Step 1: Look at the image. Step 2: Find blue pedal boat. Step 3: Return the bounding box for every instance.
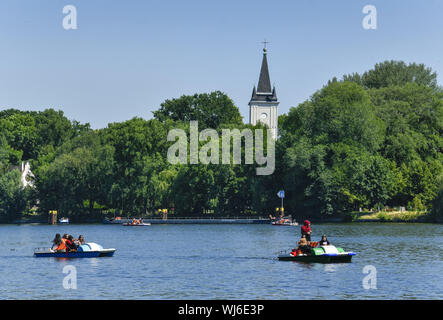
[34,242,116,258]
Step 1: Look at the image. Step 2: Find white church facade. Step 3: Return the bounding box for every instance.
[20,161,34,188]
[249,46,279,139]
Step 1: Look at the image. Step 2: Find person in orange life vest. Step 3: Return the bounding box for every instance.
[62,234,70,250]
[52,234,67,251]
[301,220,312,242]
[52,233,64,251]
[63,234,77,252]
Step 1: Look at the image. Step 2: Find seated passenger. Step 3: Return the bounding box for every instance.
[319,235,331,246]
[64,235,77,252]
[297,237,311,255]
[53,234,67,252]
[300,234,311,246]
[74,235,86,246]
[52,233,62,251]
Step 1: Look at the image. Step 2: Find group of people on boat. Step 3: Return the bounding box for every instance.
[129,218,143,225]
[51,233,85,252]
[292,220,331,256]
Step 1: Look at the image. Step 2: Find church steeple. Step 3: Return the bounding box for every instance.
[250,45,278,103]
[257,48,272,93]
[248,42,279,140]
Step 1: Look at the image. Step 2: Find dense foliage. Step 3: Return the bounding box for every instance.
[0,61,442,221]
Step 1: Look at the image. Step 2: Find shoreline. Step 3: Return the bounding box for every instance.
[2,214,441,225]
[343,210,437,223]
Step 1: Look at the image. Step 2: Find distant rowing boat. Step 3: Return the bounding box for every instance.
[271,217,298,226]
[123,222,151,226]
[122,218,150,226]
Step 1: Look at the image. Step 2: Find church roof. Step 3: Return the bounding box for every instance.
[257,50,272,93]
[250,48,278,103]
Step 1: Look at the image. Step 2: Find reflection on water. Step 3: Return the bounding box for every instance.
[324,264,339,273]
[0,223,441,299]
[89,258,99,268]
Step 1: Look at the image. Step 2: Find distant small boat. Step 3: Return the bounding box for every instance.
[123,222,151,226]
[271,217,298,226]
[123,219,150,226]
[59,217,69,224]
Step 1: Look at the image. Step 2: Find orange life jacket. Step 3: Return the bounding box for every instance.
[57,238,67,251]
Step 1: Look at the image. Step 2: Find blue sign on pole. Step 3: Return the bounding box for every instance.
[277,190,285,198]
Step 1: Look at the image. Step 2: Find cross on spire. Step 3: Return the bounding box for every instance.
[262,39,269,53]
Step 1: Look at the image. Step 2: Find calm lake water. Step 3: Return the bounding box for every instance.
[0,223,441,300]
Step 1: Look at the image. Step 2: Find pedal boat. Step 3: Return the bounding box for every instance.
[271,218,298,226]
[278,245,356,263]
[122,222,151,226]
[59,217,70,224]
[34,242,116,258]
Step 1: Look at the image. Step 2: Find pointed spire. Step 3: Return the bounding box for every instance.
[251,86,257,99]
[257,48,272,93]
[272,86,277,100]
[249,43,278,104]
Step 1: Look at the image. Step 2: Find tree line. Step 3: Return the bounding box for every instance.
[0,61,442,222]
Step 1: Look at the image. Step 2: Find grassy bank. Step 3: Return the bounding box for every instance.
[345,210,432,222]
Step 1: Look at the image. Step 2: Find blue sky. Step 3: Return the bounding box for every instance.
[1,0,442,128]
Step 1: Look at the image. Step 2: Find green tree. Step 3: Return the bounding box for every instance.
[36,144,114,217]
[0,170,30,221]
[0,113,38,160]
[287,81,384,152]
[343,60,438,90]
[431,174,443,220]
[153,91,243,129]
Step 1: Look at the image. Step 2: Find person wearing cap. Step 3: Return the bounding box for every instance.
[301,220,312,242]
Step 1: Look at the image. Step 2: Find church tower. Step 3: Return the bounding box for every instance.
[249,44,279,139]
